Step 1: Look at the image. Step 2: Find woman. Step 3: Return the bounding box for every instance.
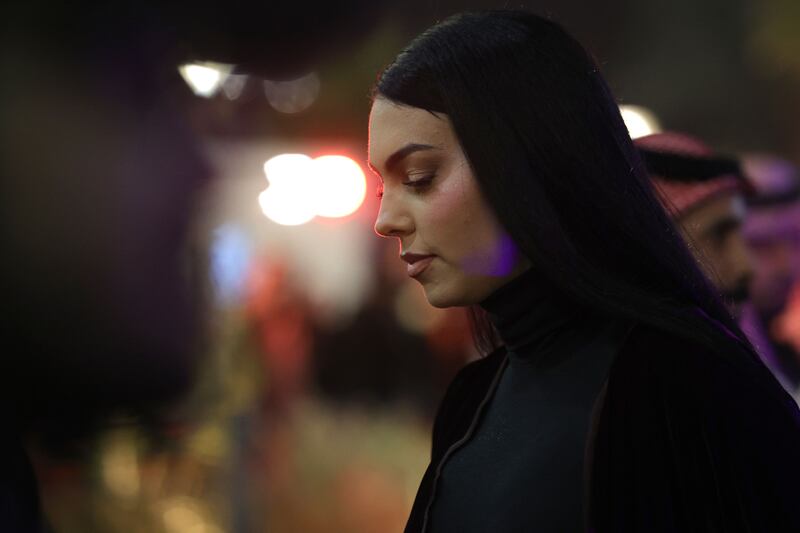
[367,10,800,533]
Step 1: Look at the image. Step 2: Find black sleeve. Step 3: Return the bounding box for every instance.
[700,355,800,532]
[588,326,800,532]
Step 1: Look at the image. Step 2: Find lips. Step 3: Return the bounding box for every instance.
[401,252,435,278]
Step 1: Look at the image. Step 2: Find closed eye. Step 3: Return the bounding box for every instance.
[403,174,435,189]
[376,174,435,199]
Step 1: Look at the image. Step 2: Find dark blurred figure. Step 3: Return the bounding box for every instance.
[635,132,754,319]
[0,1,382,530]
[739,155,800,397]
[245,258,316,416]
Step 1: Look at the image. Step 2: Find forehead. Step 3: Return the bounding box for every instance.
[368,98,452,166]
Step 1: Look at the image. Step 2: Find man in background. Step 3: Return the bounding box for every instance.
[635,131,754,319]
[739,155,800,398]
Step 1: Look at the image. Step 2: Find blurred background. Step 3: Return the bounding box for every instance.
[3,0,800,532]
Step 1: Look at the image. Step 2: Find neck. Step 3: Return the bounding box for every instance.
[480,269,587,355]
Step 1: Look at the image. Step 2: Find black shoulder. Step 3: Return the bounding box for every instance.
[591,322,800,531]
[620,322,794,409]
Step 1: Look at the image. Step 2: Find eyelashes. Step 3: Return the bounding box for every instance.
[404,175,435,189]
[377,175,436,199]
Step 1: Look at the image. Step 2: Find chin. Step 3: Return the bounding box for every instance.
[424,294,459,309]
[421,280,479,309]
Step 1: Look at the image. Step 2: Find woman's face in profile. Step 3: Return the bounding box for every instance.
[368,97,529,308]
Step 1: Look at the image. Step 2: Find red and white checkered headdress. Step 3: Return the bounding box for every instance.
[635,132,751,218]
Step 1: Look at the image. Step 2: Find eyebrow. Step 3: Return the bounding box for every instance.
[368,143,437,176]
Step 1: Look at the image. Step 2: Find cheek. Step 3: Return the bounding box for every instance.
[422,179,464,233]
[423,177,512,275]
[698,243,725,274]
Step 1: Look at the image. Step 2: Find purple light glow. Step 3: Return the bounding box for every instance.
[462,234,521,277]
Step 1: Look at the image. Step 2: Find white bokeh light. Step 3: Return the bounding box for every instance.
[263,73,320,114]
[258,153,367,226]
[221,73,248,100]
[259,154,317,226]
[619,104,662,139]
[311,156,367,218]
[178,62,233,98]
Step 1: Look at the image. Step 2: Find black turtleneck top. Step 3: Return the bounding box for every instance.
[427,269,632,532]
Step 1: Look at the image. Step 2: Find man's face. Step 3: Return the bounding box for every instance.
[744,203,800,316]
[677,193,754,318]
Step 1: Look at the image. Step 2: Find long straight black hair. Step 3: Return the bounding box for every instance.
[374,10,756,358]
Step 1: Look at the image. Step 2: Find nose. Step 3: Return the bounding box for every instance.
[374,192,414,238]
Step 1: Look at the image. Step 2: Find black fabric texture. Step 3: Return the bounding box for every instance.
[405,298,800,532]
[426,269,628,532]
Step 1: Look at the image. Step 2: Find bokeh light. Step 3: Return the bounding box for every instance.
[100,429,141,500]
[619,104,662,139]
[221,73,248,100]
[263,73,321,113]
[258,153,367,226]
[178,62,233,98]
[259,154,318,226]
[210,224,252,305]
[312,156,367,218]
[162,497,222,533]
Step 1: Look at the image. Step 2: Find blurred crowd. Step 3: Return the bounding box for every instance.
[635,132,800,402]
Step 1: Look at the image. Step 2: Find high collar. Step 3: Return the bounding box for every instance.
[480,268,586,356]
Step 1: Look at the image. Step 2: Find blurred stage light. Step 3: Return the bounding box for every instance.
[162,498,221,533]
[312,156,367,218]
[100,430,141,499]
[259,154,318,226]
[258,153,367,226]
[210,224,252,305]
[222,73,248,100]
[619,105,662,139]
[263,72,320,113]
[178,62,233,98]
